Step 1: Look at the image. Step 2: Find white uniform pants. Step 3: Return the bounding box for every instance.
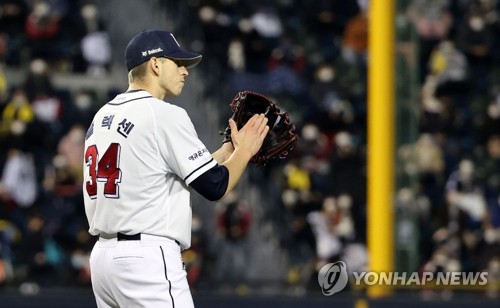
[89,234,194,308]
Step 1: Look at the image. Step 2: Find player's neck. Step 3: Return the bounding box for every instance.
[127,84,165,100]
[127,84,159,99]
[127,85,146,93]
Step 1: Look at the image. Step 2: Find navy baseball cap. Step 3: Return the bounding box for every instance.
[125,30,202,71]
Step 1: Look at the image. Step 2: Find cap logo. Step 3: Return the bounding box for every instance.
[170,33,180,47]
[142,47,163,57]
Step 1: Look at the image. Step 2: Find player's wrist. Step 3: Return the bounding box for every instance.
[221,141,235,155]
[233,147,253,162]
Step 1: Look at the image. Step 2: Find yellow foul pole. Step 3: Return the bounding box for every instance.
[368,0,395,298]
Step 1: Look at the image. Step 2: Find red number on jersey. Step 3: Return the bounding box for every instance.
[85,145,98,198]
[85,143,122,199]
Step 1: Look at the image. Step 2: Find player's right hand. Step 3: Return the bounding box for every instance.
[229,114,269,159]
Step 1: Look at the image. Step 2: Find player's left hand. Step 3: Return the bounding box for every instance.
[229,114,269,159]
[220,138,235,155]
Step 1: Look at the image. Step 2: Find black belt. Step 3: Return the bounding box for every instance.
[110,233,180,246]
[117,233,140,241]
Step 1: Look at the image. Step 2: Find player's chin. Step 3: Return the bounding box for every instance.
[172,84,184,97]
[166,89,181,97]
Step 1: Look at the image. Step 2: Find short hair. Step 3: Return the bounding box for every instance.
[128,61,148,83]
[128,58,168,83]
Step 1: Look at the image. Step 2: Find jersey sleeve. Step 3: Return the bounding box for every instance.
[155,105,217,185]
[190,164,229,201]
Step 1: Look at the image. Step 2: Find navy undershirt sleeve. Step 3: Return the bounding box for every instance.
[190,164,229,201]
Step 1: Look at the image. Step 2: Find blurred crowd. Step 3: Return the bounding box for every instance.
[0,0,111,291]
[0,0,499,298]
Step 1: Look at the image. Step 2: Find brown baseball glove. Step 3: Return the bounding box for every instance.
[220,91,299,165]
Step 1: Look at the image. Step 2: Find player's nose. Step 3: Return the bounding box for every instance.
[179,66,188,76]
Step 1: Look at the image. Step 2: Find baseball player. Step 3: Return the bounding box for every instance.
[83,29,269,308]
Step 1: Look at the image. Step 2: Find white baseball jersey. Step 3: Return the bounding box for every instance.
[83,89,216,249]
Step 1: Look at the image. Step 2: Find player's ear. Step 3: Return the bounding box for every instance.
[150,57,160,75]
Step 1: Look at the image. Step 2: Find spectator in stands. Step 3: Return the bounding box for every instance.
[0,66,7,102]
[196,5,236,71]
[22,58,55,101]
[0,0,28,66]
[266,37,307,99]
[0,88,34,150]
[486,255,500,298]
[13,212,65,287]
[309,64,340,116]
[25,1,62,62]
[69,90,96,128]
[55,124,85,188]
[445,159,487,231]
[304,0,360,62]
[479,136,500,271]
[429,40,468,98]
[456,10,494,94]
[227,38,245,72]
[294,123,332,160]
[0,149,37,210]
[308,64,356,131]
[23,59,64,159]
[182,214,206,289]
[341,7,368,66]
[279,185,318,289]
[407,0,453,81]
[79,3,111,75]
[67,225,94,286]
[245,6,282,73]
[215,194,252,286]
[476,97,500,144]
[399,133,445,211]
[329,131,365,203]
[421,244,461,299]
[419,75,458,135]
[307,196,343,264]
[444,158,488,271]
[0,218,18,285]
[307,193,357,290]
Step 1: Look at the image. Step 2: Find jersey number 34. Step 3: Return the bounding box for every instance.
[85,143,122,199]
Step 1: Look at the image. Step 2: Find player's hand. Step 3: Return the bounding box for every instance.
[229,114,269,159]
[220,138,235,154]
